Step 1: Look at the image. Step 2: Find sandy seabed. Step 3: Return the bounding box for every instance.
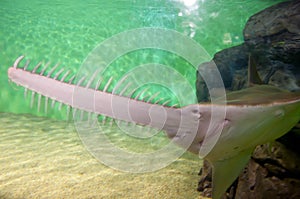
[0,113,209,199]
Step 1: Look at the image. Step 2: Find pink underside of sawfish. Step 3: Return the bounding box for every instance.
[7,55,300,199]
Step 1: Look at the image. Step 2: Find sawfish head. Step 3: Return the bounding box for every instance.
[190,55,300,198]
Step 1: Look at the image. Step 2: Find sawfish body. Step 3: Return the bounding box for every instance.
[7,56,300,198]
[204,85,300,198]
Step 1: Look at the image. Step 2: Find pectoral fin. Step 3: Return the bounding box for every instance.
[210,148,253,199]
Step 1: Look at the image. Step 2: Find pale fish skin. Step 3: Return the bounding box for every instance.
[7,56,300,199]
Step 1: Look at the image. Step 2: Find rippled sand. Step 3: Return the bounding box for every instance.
[0,113,209,199]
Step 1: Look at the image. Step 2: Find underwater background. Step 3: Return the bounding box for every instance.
[0,0,285,198]
[0,0,285,119]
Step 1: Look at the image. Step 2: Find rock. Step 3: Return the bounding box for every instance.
[196,44,249,101]
[244,0,300,46]
[235,157,300,199]
[197,160,212,198]
[234,127,300,199]
[197,0,300,100]
[244,0,300,90]
[197,0,300,198]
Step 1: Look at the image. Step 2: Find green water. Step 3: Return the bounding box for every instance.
[0,0,284,119]
[0,1,287,198]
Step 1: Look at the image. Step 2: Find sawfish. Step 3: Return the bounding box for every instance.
[7,55,300,198]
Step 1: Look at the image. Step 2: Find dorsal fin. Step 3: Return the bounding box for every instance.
[248,54,263,86]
